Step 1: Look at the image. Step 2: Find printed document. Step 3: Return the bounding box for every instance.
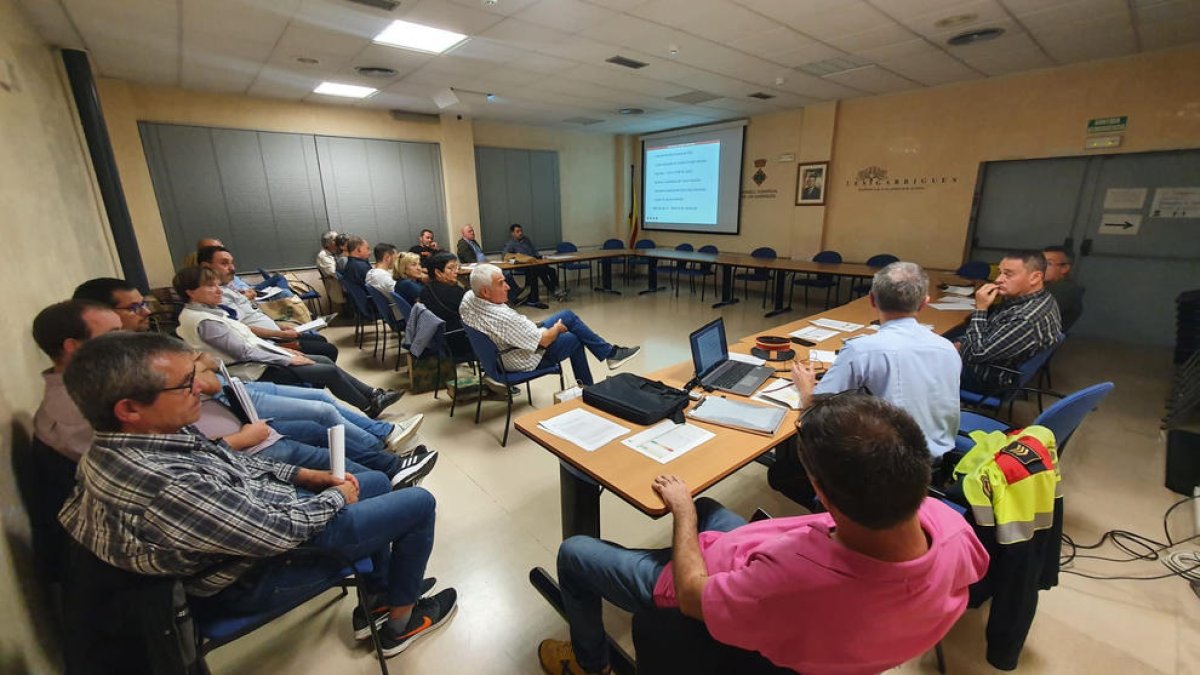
[538,408,630,452]
[622,421,714,464]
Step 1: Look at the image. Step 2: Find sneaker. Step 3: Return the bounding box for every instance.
[538,639,608,675]
[606,346,641,370]
[390,448,439,489]
[385,414,424,452]
[377,588,458,657]
[352,577,438,640]
[366,389,404,419]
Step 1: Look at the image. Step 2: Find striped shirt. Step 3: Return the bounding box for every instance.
[960,289,1061,388]
[58,429,345,596]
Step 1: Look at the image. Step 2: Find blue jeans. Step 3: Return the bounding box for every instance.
[537,310,614,386]
[257,438,373,475]
[201,485,436,614]
[239,383,403,477]
[557,498,747,672]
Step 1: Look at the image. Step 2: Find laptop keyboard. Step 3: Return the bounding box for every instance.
[709,362,755,389]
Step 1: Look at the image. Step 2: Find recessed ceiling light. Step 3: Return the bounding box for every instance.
[935,13,978,29]
[947,27,1006,46]
[313,82,378,99]
[374,19,468,54]
[296,57,320,65]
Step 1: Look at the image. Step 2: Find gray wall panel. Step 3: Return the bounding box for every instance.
[475,146,562,252]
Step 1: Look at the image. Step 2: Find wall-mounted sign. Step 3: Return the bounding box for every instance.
[1099,213,1142,236]
[1088,116,1127,133]
[1085,135,1122,150]
[845,165,960,192]
[1150,187,1200,218]
[1103,187,1147,210]
[777,153,795,163]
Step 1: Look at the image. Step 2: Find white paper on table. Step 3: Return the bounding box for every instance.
[538,408,630,452]
[810,318,864,332]
[809,349,838,364]
[942,285,975,296]
[255,286,283,301]
[728,351,766,366]
[543,254,573,260]
[328,425,345,480]
[789,326,840,342]
[460,263,477,271]
[864,324,881,331]
[930,302,975,311]
[936,296,975,305]
[622,421,714,464]
[751,378,802,410]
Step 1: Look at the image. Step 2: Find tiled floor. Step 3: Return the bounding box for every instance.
[207,280,1199,674]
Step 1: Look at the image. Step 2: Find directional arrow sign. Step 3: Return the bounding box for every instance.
[1098,213,1142,236]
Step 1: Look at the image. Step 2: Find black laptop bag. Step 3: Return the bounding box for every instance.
[582,373,690,425]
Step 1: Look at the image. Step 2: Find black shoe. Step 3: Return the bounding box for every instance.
[353,578,438,640]
[377,589,458,657]
[366,389,404,419]
[390,448,438,489]
[524,301,549,310]
[606,345,641,370]
[515,285,532,304]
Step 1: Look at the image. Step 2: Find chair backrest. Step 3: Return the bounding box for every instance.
[674,243,694,252]
[750,246,777,259]
[339,277,377,319]
[635,239,656,249]
[1032,382,1115,455]
[1016,334,1066,386]
[699,245,718,254]
[366,285,402,331]
[602,238,625,250]
[812,250,842,264]
[556,241,579,253]
[956,260,991,281]
[389,290,414,322]
[866,253,899,267]
[462,324,505,379]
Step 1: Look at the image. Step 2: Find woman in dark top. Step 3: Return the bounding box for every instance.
[419,252,466,331]
[393,251,427,304]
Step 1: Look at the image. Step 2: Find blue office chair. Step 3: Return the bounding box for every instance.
[735,247,777,307]
[667,243,694,296]
[960,334,1066,418]
[956,260,992,281]
[791,250,842,309]
[695,244,720,300]
[463,324,565,446]
[555,241,593,289]
[954,382,1115,457]
[626,239,657,280]
[600,238,628,287]
[257,266,323,313]
[337,273,380,354]
[366,285,405,370]
[850,254,899,297]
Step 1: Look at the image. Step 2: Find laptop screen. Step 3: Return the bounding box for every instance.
[689,318,728,379]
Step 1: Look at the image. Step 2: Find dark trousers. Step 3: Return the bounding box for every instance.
[298,334,338,361]
[259,355,376,410]
[523,267,558,301]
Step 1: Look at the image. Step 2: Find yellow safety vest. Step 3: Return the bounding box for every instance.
[953,426,1061,544]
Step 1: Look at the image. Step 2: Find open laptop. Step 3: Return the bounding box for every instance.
[689,318,775,396]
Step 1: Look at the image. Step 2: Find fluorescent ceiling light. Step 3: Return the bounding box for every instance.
[313,82,378,99]
[374,20,467,54]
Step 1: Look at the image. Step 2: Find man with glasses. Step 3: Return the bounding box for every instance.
[73,277,152,332]
[59,332,459,659]
[536,394,988,675]
[1042,245,1084,332]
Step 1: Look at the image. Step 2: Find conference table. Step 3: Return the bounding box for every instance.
[514,273,974,542]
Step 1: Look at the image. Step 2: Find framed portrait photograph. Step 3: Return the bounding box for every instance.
[796,162,828,206]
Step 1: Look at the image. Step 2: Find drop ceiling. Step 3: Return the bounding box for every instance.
[18,0,1200,134]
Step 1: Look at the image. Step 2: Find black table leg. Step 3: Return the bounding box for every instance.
[764,269,792,318]
[594,259,622,295]
[638,258,665,295]
[712,263,740,308]
[560,464,601,539]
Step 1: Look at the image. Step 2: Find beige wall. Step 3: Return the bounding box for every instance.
[0,0,116,670]
[825,44,1200,270]
[473,120,619,249]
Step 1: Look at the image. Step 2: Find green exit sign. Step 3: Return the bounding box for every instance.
[1088,116,1127,133]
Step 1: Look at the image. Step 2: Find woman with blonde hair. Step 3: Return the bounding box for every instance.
[392,251,428,304]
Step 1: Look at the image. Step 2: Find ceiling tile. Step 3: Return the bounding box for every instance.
[293,0,394,40]
[856,37,942,60]
[826,21,921,52]
[778,2,900,39]
[585,0,654,10]
[1009,0,1127,24]
[445,0,542,18]
[513,0,619,34]
[631,0,779,45]
[773,71,871,99]
[400,0,506,35]
[274,21,371,61]
[1138,17,1200,49]
[16,0,86,49]
[824,64,920,93]
[884,49,981,84]
[766,41,848,68]
[890,0,1013,38]
[579,14,679,50]
[182,0,294,45]
[1135,0,1200,23]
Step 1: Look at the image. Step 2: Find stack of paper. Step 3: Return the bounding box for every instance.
[622,421,714,464]
[943,285,975,296]
[809,349,838,364]
[218,361,260,422]
[810,318,864,332]
[538,408,630,452]
[790,326,840,342]
[930,297,976,311]
[255,286,283,301]
[291,316,329,333]
[752,378,802,410]
[687,396,787,435]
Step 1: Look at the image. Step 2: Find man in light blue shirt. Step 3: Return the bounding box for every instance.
[792,262,961,459]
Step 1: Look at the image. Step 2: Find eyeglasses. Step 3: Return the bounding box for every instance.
[116,301,151,314]
[159,366,198,395]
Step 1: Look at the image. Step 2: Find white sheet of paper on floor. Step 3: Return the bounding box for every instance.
[728,351,766,366]
[810,318,864,332]
[328,425,345,480]
[789,326,840,342]
[622,421,714,464]
[752,378,802,410]
[538,408,630,452]
[809,349,838,364]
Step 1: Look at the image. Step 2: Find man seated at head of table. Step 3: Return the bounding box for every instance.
[460,264,639,386]
[537,393,988,675]
[502,223,568,307]
[1042,245,1085,333]
[791,262,961,461]
[956,250,1062,393]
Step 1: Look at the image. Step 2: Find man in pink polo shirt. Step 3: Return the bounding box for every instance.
[538,393,989,675]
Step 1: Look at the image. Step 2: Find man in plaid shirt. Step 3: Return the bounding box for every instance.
[58,332,457,658]
[957,250,1062,392]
